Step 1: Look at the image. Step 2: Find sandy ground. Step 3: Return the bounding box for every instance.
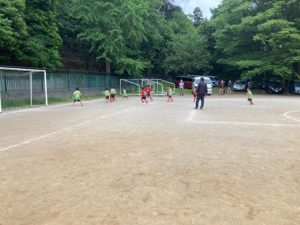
[0,94,300,225]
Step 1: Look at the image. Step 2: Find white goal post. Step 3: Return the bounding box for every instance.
[119,78,175,96]
[0,67,48,113]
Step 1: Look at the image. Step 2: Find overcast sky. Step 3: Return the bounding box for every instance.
[174,0,222,19]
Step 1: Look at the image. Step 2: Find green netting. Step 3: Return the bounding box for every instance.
[0,69,124,110]
[47,72,121,90]
[0,71,46,109]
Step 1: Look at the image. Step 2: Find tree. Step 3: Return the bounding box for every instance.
[164,33,211,75]
[0,0,27,64]
[71,0,149,76]
[20,0,62,68]
[210,0,300,80]
[192,7,204,27]
[163,12,211,75]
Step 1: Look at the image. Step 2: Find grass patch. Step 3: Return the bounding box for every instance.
[175,88,220,95]
[1,94,105,110]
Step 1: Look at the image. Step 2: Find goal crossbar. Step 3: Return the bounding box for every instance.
[0,67,48,113]
[119,78,175,96]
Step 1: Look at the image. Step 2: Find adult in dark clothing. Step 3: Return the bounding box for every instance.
[194,77,207,110]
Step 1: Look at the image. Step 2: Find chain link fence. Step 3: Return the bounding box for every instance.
[0,69,123,109]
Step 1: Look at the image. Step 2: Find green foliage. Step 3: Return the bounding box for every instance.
[0,0,27,63]
[164,33,211,75]
[70,0,148,76]
[20,0,62,68]
[210,0,300,80]
[163,11,211,75]
[0,0,61,68]
[1,0,299,80]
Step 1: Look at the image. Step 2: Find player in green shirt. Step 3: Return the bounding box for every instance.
[122,88,129,100]
[110,88,117,102]
[247,88,254,105]
[73,87,83,106]
[103,88,110,103]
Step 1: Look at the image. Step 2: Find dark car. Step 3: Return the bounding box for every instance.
[233,80,247,91]
[289,80,300,94]
[208,76,219,87]
[266,80,284,94]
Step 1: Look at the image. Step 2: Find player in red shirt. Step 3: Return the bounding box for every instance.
[146,85,153,101]
[141,87,148,105]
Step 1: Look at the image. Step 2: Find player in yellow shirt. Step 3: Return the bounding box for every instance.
[103,88,110,103]
[247,88,254,105]
[122,88,129,100]
[73,87,83,106]
[110,88,117,102]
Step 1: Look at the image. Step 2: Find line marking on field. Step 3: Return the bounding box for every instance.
[0,108,133,152]
[208,98,245,101]
[283,110,300,123]
[188,110,196,122]
[0,99,103,116]
[191,120,300,128]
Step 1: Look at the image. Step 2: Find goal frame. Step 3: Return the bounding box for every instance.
[0,67,48,113]
[119,78,175,96]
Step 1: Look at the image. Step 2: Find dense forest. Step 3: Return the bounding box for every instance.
[0,0,300,80]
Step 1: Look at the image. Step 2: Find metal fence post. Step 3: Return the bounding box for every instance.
[0,72,2,113]
[29,71,33,106]
[68,72,70,90]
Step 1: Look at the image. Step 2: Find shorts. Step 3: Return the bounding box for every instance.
[248,98,252,101]
[147,93,150,97]
[74,99,81,102]
[111,94,115,98]
[141,96,146,100]
[105,96,109,99]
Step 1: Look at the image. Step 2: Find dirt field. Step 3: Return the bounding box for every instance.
[0,94,300,225]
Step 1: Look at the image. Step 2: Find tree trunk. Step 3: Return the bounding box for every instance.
[105,60,111,74]
[297,62,300,77]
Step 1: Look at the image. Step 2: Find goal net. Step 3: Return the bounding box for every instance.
[119,79,175,96]
[0,67,48,113]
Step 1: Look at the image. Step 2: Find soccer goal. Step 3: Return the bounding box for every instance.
[119,79,175,96]
[0,67,48,113]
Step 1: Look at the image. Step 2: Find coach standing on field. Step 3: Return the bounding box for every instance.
[194,77,207,110]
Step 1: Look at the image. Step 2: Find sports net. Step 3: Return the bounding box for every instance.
[0,67,47,112]
[120,79,175,96]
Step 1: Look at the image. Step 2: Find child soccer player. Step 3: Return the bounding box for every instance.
[122,88,129,100]
[146,85,153,101]
[103,88,110,103]
[193,86,197,102]
[73,87,83,106]
[167,86,174,102]
[247,88,254,105]
[110,88,117,102]
[141,87,148,105]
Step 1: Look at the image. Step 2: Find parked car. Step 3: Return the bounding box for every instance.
[266,80,285,94]
[233,80,247,91]
[289,80,300,94]
[174,76,193,89]
[192,76,213,95]
[209,76,219,87]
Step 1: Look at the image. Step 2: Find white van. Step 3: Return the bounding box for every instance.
[192,76,212,95]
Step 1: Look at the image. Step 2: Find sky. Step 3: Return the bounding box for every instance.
[174,0,222,19]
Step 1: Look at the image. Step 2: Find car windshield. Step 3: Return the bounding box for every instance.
[235,81,245,85]
[294,80,300,86]
[194,78,211,84]
[204,79,211,84]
